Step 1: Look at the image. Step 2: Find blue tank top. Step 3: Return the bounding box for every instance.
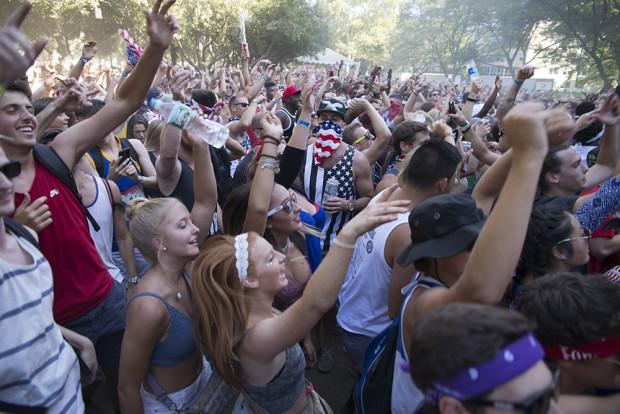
[127,274,196,366]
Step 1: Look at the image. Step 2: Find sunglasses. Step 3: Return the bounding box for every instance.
[555,227,591,246]
[466,367,559,414]
[267,193,298,217]
[0,160,21,179]
[353,131,374,145]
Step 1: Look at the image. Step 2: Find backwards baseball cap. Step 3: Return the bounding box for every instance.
[282,85,301,101]
[398,193,485,266]
[316,98,347,121]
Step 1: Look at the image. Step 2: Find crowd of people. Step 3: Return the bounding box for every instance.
[2,1,620,413]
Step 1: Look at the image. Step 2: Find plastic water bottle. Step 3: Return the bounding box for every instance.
[324,177,340,202]
[465,60,480,80]
[148,98,229,148]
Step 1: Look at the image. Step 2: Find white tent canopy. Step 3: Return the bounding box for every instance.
[295,48,356,66]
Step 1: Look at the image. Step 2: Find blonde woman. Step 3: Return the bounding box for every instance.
[191,185,408,413]
[117,125,217,413]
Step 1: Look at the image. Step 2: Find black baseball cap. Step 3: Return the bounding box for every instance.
[316,98,347,120]
[397,193,486,266]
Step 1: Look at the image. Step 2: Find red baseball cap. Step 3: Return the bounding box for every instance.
[282,85,301,101]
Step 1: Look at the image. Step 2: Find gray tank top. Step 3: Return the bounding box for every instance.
[243,344,306,413]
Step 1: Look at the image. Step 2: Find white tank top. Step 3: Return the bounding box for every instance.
[337,212,410,337]
[86,175,124,283]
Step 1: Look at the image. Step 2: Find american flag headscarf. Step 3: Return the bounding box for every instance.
[314,120,343,166]
[118,29,144,66]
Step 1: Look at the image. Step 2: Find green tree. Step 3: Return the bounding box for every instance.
[531,0,620,91]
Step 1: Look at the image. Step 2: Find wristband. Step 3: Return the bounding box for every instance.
[332,237,356,249]
[462,124,472,134]
[79,56,92,64]
[297,118,310,128]
[514,79,524,86]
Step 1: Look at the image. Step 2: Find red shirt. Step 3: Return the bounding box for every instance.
[13,161,112,324]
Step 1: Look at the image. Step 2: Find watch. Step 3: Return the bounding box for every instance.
[347,200,354,212]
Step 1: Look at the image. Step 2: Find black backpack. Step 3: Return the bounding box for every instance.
[33,144,99,231]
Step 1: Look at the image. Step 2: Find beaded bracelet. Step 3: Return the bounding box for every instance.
[80,56,92,64]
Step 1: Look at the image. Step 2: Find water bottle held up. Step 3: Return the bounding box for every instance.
[324,177,340,203]
[148,98,230,148]
[465,60,480,80]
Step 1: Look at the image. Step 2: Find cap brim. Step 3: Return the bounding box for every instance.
[397,219,485,267]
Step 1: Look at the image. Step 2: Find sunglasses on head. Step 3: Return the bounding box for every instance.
[555,227,591,246]
[465,366,559,414]
[0,160,21,179]
[267,193,298,217]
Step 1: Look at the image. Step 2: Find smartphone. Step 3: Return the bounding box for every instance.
[119,148,131,162]
[448,100,457,114]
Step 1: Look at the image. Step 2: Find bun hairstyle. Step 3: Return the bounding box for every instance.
[191,233,258,386]
[126,197,181,263]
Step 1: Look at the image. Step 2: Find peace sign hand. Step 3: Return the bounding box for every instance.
[0,3,47,86]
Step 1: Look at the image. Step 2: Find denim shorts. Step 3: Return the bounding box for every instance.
[63,280,126,369]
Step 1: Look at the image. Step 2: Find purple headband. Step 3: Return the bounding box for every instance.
[425,333,544,406]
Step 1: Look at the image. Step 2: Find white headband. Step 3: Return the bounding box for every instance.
[234,233,249,282]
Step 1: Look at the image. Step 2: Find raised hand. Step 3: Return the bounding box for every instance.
[0,3,47,86]
[494,75,502,90]
[81,41,97,60]
[145,0,179,50]
[502,103,548,155]
[544,108,575,145]
[169,69,191,101]
[595,94,620,126]
[574,108,599,131]
[516,65,535,81]
[53,79,91,112]
[259,112,283,139]
[348,97,371,113]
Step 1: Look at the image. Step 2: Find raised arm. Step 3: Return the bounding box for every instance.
[68,41,96,80]
[185,130,217,244]
[413,103,561,321]
[462,79,483,121]
[243,186,409,360]
[51,0,179,170]
[156,124,183,196]
[349,98,392,165]
[585,94,620,188]
[242,113,282,235]
[496,65,534,123]
[475,76,501,118]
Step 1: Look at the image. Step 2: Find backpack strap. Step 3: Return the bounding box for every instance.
[33,144,100,231]
[4,217,41,252]
[87,148,106,177]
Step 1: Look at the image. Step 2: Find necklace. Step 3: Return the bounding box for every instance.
[159,266,183,301]
[277,238,291,255]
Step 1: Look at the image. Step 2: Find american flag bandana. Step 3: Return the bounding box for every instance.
[119,29,144,66]
[314,120,343,166]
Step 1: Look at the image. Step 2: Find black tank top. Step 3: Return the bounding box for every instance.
[145,152,195,211]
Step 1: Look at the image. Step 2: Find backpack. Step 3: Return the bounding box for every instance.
[353,316,400,414]
[4,217,41,252]
[33,144,100,231]
[88,138,139,178]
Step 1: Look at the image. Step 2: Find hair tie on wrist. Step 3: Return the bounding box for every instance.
[332,237,356,249]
